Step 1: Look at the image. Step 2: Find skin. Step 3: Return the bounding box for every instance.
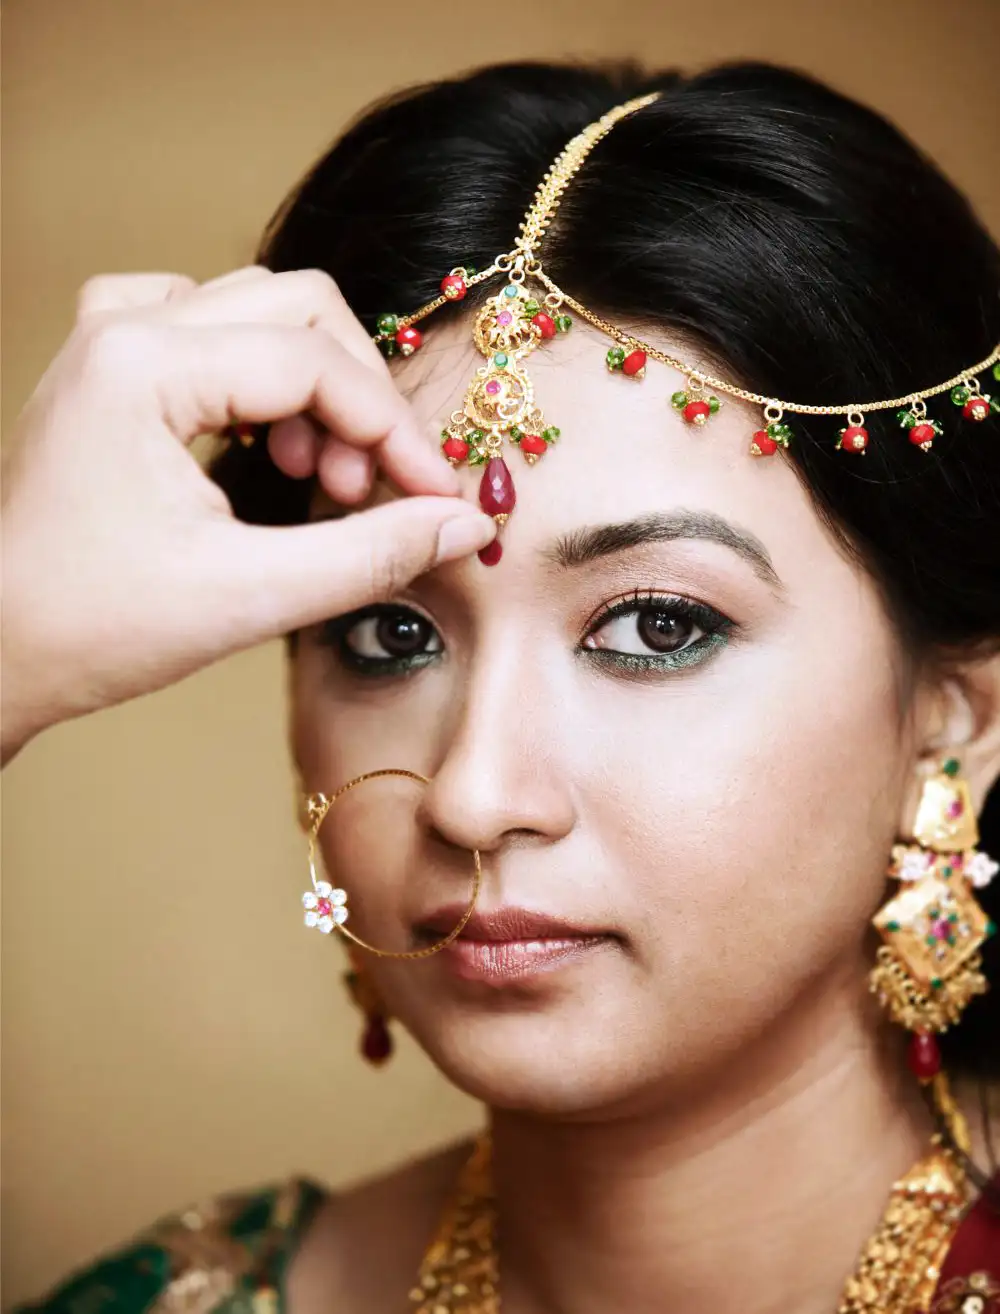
[288,319,1000,1313]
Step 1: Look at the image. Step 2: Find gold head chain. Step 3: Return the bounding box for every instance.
[365,92,999,563]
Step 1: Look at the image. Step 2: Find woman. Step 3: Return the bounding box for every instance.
[5,59,999,1313]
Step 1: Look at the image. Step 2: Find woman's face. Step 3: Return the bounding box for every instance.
[291,320,921,1116]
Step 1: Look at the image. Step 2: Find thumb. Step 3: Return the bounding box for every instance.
[214,499,497,642]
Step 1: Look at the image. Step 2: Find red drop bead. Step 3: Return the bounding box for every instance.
[531,312,557,340]
[683,400,712,425]
[394,325,423,356]
[479,457,516,517]
[622,350,647,378]
[964,397,990,421]
[909,422,936,449]
[441,437,469,463]
[361,1015,393,1065]
[478,538,503,567]
[440,273,467,301]
[519,433,547,458]
[840,425,869,453]
[750,429,778,457]
[907,1031,941,1082]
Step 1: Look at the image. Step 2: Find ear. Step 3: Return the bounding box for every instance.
[916,656,1000,814]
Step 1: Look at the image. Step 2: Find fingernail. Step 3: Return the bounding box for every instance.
[436,512,497,563]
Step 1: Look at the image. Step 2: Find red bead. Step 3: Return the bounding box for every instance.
[531,312,557,340]
[683,400,712,425]
[519,434,547,460]
[964,397,990,421]
[479,457,516,517]
[440,274,467,301]
[909,423,936,449]
[750,429,778,457]
[478,538,503,567]
[622,350,647,378]
[840,425,869,453]
[394,325,423,356]
[362,1015,393,1065]
[441,437,469,463]
[907,1031,941,1082]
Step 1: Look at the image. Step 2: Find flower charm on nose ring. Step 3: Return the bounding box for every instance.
[302,881,349,934]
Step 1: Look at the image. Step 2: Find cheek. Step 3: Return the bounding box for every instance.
[583,579,909,1029]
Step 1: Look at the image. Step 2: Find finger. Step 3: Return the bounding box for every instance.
[145,322,458,496]
[77,273,198,319]
[211,499,497,640]
[196,266,273,294]
[269,414,320,478]
[153,266,388,374]
[316,436,374,505]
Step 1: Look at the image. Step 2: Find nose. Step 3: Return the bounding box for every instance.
[420,645,576,857]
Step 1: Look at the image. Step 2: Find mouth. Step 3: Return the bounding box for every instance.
[414,906,616,984]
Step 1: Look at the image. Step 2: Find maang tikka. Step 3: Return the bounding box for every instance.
[871,757,997,1088]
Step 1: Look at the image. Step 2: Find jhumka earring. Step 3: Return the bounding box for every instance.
[300,768,482,960]
[871,757,997,1095]
[343,949,394,1066]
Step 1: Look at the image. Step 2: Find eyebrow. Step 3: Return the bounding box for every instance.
[545,510,783,589]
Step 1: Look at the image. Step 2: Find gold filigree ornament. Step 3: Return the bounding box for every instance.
[356,91,999,567]
[871,757,997,1067]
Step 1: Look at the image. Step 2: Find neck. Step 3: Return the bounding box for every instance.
[490,988,931,1314]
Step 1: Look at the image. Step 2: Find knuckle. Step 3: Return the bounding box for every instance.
[289,267,345,308]
[79,320,162,381]
[76,274,121,319]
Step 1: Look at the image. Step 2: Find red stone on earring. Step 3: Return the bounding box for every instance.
[478,538,504,566]
[519,434,548,460]
[750,429,779,457]
[362,1015,393,1065]
[907,1031,942,1082]
[839,425,869,453]
[440,273,467,301]
[442,436,470,463]
[532,312,557,340]
[683,400,712,425]
[963,397,990,421]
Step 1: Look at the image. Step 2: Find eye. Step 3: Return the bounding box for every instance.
[318,605,442,674]
[581,592,733,674]
[585,606,705,656]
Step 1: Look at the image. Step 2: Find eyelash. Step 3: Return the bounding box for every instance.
[317,592,734,681]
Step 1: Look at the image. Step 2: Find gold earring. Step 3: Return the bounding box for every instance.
[871,757,997,1085]
[344,950,394,1066]
[300,768,482,960]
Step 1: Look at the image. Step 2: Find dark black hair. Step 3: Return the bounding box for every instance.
[211,60,1000,1077]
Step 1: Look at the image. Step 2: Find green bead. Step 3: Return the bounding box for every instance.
[606,346,626,370]
[376,312,399,335]
[950,385,971,406]
[542,427,561,442]
[493,352,509,368]
[930,977,943,990]
[768,422,792,441]
[708,396,721,414]
[896,409,917,430]
[503,284,519,299]
[886,920,900,932]
[991,398,1000,415]
[671,391,688,409]
[942,866,952,878]
[508,425,523,441]
[942,757,960,777]
[463,264,477,278]
[987,919,997,938]
[469,428,485,443]
[555,314,573,333]
[992,362,1000,382]
[522,299,540,317]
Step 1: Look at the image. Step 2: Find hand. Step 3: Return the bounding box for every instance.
[1,267,494,763]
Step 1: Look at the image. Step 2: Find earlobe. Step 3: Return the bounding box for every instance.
[927,661,1000,814]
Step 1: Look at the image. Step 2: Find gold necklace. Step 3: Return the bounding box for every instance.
[409,1137,971,1314]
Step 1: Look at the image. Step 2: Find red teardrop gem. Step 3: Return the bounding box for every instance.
[907,1031,941,1082]
[479,457,516,517]
[478,538,503,567]
[362,1015,393,1065]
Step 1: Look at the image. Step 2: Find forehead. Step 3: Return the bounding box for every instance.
[387,317,837,579]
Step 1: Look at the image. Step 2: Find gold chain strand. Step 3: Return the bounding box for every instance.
[410,1136,972,1314]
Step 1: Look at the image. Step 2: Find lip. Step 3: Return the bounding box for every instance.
[415,905,614,984]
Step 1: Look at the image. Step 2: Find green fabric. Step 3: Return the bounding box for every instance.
[16,1180,327,1314]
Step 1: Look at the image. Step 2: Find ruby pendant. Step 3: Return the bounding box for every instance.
[479,457,516,518]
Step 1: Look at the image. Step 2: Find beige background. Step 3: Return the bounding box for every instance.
[3,0,999,1301]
